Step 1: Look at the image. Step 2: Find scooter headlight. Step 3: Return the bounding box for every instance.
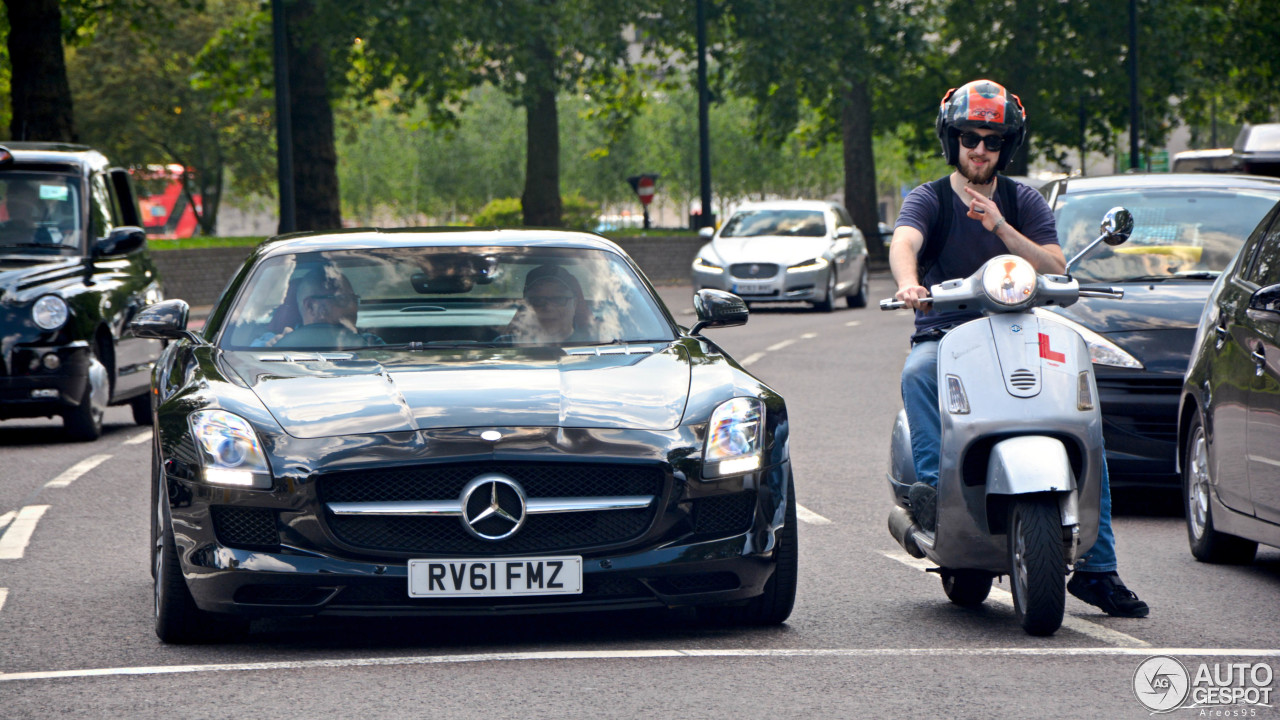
[981,255,1037,307]
[188,409,272,488]
[702,397,764,478]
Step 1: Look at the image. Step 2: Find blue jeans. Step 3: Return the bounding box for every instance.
[901,340,1117,573]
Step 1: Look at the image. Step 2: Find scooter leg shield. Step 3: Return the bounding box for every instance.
[986,436,1075,496]
[886,410,918,506]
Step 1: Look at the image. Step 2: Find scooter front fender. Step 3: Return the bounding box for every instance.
[986,436,1075,496]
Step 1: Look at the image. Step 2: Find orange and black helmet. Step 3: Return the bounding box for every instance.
[936,79,1026,170]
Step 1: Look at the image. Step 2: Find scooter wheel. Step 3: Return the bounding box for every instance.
[1007,497,1066,636]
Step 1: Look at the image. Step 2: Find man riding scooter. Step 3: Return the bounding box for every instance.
[889,79,1148,619]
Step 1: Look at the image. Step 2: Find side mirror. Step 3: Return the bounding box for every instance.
[698,226,715,240]
[835,226,854,239]
[1247,283,1280,321]
[689,289,748,335]
[130,298,195,340]
[94,226,147,257]
[1100,207,1133,246]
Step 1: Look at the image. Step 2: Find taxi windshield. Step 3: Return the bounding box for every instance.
[1056,187,1280,283]
[0,173,82,253]
[720,209,828,238]
[220,245,677,351]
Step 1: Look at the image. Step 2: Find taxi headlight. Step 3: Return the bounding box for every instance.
[702,397,764,478]
[188,410,272,488]
[981,255,1037,306]
[32,295,69,330]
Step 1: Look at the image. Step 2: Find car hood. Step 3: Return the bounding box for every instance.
[709,236,832,266]
[222,345,692,439]
[1044,280,1212,374]
[0,257,83,301]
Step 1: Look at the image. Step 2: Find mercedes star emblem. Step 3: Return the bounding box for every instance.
[459,473,527,541]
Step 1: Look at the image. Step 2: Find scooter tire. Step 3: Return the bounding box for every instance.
[941,569,992,608]
[1007,497,1066,636]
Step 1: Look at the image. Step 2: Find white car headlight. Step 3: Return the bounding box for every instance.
[982,255,1036,306]
[693,256,724,274]
[189,409,272,488]
[702,397,764,478]
[1033,308,1143,369]
[32,294,69,330]
[787,257,829,273]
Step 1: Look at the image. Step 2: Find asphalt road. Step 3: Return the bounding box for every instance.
[1,275,1278,718]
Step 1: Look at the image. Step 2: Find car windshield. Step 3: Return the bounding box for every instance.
[0,172,82,253]
[719,209,828,238]
[220,245,677,351]
[1055,187,1280,283]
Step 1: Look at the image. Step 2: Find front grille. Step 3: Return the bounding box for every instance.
[1009,369,1037,390]
[692,491,756,536]
[318,462,666,555]
[730,263,779,279]
[211,506,278,548]
[319,462,662,503]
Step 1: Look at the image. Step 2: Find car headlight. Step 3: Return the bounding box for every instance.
[1032,308,1143,369]
[32,294,69,330]
[188,409,272,488]
[982,255,1036,306]
[787,257,829,273]
[702,397,764,478]
[693,256,724,274]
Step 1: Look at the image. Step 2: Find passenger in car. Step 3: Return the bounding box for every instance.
[252,264,383,347]
[502,264,595,344]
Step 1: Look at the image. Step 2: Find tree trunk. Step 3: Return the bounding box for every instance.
[520,40,562,227]
[5,0,75,141]
[842,81,883,262]
[286,0,342,232]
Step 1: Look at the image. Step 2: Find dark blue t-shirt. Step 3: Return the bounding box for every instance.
[893,177,1059,337]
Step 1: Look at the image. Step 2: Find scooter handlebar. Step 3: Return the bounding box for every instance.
[880,297,933,311]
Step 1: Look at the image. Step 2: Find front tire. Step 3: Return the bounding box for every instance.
[1184,414,1257,564]
[64,344,108,441]
[941,569,992,607]
[130,393,153,426]
[814,270,837,313]
[846,265,869,308]
[1007,497,1065,636]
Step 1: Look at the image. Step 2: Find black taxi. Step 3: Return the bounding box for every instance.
[0,143,165,440]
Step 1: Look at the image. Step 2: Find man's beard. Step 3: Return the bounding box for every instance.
[959,157,997,185]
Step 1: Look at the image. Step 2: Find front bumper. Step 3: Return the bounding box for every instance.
[0,342,91,419]
[693,266,826,303]
[1096,370,1182,487]
[166,460,792,618]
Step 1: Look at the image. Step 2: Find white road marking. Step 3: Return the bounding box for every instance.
[123,430,152,446]
[800,332,817,339]
[796,504,832,525]
[844,320,862,327]
[880,550,1149,647]
[0,505,51,560]
[44,454,112,488]
[0,588,7,613]
[765,339,796,352]
[0,510,13,532]
[740,352,765,367]
[4,647,1278,683]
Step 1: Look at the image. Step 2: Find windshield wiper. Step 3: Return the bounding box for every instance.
[1116,271,1219,282]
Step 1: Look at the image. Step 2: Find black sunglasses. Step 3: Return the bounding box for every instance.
[958,132,1004,151]
[527,295,573,308]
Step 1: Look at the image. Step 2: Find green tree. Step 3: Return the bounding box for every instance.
[67,0,274,235]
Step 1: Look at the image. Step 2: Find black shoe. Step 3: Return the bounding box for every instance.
[1068,571,1150,618]
[908,482,937,533]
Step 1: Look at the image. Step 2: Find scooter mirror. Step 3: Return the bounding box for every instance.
[1100,207,1133,246]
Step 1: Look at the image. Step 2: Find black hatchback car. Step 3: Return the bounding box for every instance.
[1037,173,1280,488]
[0,143,165,440]
[1178,198,1280,563]
[132,229,797,643]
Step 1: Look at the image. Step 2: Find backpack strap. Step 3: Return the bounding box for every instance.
[918,174,1022,281]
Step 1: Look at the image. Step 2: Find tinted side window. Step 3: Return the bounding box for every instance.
[1243,205,1280,284]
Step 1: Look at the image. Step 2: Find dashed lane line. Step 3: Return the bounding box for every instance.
[765,339,796,352]
[123,430,152,445]
[44,454,112,488]
[4,647,1279,683]
[845,320,861,327]
[796,504,833,525]
[800,332,817,339]
[740,352,765,367]
[0,588,6,612]
[0,505,51,560]
[879,550,1150,648]
[0,510,13,532]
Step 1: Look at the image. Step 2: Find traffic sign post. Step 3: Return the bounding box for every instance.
[627,174,659,229]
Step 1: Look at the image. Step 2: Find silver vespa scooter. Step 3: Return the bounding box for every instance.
[881,207,1132,636]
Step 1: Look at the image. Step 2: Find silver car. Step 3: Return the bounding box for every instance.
[691,200,869,311]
